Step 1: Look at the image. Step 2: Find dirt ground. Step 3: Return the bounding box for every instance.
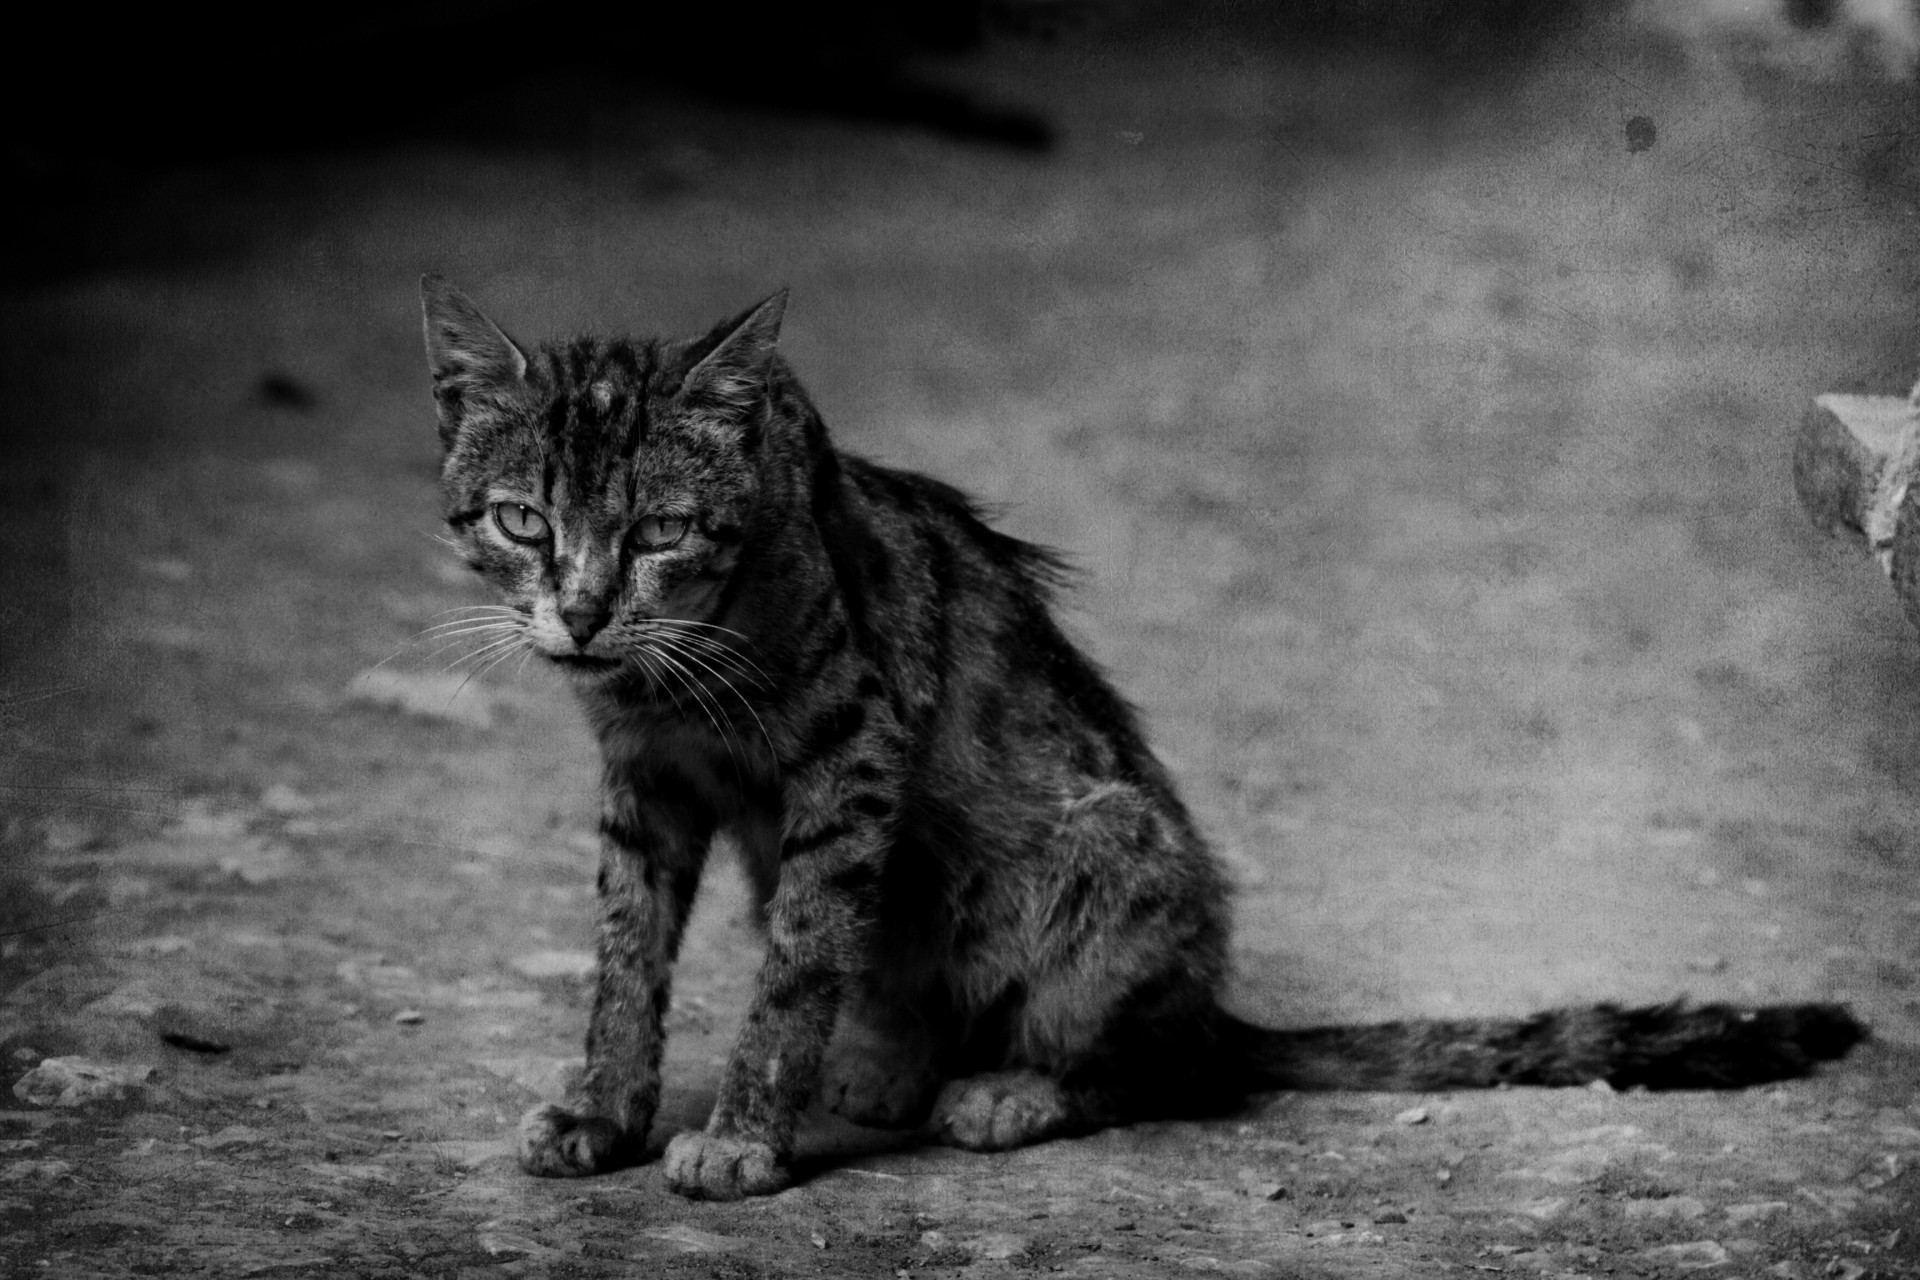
[2,6,1918,1278]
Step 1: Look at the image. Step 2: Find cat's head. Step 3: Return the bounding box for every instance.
[419,276,785,677]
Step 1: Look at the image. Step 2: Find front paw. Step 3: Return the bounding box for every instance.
[516,1103,635,1177]
[662,1131,790,1200]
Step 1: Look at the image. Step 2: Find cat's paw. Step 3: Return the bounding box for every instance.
[822,1054,938,1129]
[662,1131,790,1200]
[927,1071,1073,1151]
[515,1104,632,1177]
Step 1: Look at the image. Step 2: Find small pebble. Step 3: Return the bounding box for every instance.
[393,1009,425,1025]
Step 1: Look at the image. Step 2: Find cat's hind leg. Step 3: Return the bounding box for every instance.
[820,967,952,1129]
[926,1069,1079,1150]
[927,781,1233,1152]
[926,985,1233,1152]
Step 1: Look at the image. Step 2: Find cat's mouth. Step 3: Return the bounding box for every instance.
[548,653,623,673]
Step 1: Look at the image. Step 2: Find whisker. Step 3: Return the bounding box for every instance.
[414,620,523,643]
[652,628,772,689]
[643,621,773,689]
[654,619,753,642]
[646,644,733,740]
[363,611,524,675]
[472,639,529,684]
[443,635,525,674]
[413,607,523,632]
[413,628,521,667]
[644,643,746,778]
[425,604,521,620]
[652,634,774,756]
[451,636,530,702]
[418,608,521,627]
[632,649,691,722]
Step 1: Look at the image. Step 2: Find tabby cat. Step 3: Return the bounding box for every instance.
[419,277,1863,1201]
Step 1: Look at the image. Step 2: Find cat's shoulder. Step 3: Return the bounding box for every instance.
[832,451,1073,592]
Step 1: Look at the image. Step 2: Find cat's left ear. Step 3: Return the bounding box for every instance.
[420,274,529,446]
[675,289,788,421]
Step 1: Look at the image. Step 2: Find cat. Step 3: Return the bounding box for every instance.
[418,276,1864,1201]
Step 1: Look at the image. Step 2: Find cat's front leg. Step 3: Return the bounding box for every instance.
[518,782,710,1177]
[663,747,896,1199]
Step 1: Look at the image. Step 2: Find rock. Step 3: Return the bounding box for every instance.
[12,1056,154,1107]
[344,667,497,729]
[153,1002,260,1055]
[1393,1105,1430,1126]
[138,556,193,582]
[65,824,295,885]
[1725,1201,1793,1225]
[168,803,249,841]
[971,1233,1029,1260]
[393,1009,425,1025]
[1897,478,1920,633]
[1793,387,1920,630]
[0,1159,75,1183]
[1639,1241,1729,1270]
[1625,1195,1709,1221]
[159,1029,231,1055]
[192,1125,264,1150]
[38,817,95,852]
[478,1230,549,1259]
[1,963,119,1012]
[510,950,596,981]
[260,784,315,815]
[641,1224,746,1254]
[81,982,166,1020]
[472,1056,583,1099]
[126,936,195,956]
[217,840,297,884]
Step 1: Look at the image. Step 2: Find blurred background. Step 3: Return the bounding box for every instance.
[2,0,1917,1042]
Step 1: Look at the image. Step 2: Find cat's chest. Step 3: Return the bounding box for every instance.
[596,705,780,815]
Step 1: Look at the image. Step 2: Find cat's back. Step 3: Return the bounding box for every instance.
[812,448,1163,806]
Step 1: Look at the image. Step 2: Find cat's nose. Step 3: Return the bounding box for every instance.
[560,604,611,646]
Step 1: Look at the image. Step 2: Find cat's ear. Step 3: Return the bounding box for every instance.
[675,289,788,421]
[420,274,529,445]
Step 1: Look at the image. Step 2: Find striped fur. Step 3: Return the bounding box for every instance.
[420,278,1863,1201]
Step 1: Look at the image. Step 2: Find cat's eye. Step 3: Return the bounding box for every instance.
[492,501,552,545]
[630,514,690,552]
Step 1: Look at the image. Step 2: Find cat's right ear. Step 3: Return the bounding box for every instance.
[420,274,529,447]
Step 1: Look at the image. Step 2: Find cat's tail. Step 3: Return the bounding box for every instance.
[1214,1001,1865,1093]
